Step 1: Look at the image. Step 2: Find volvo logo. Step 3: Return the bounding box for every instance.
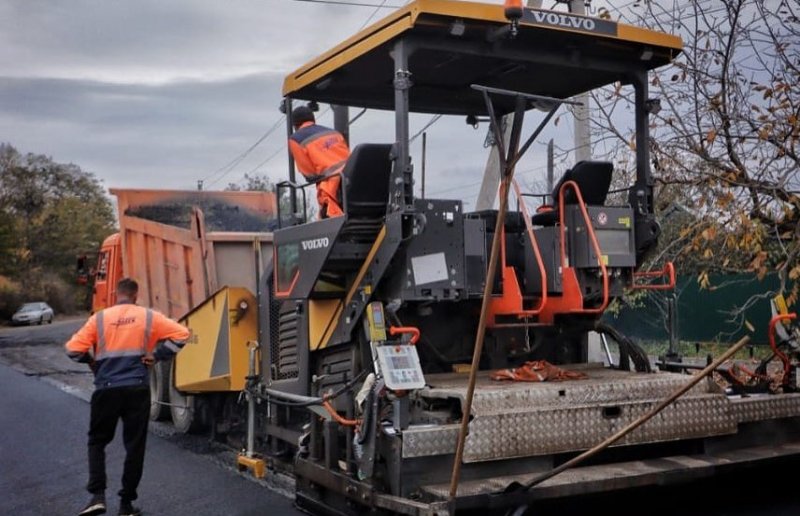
[301,237,330,250]
[523,10,617,36]
[530,11,595,31]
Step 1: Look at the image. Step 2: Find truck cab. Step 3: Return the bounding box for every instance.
[90,233,123,313]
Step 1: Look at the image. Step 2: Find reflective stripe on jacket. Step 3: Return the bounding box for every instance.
[65,303,190,389]
[289,122,350,218]
[288,122,350,180]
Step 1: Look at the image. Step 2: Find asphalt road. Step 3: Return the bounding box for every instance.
[0,316,84,346]
[0,361,303,516]
[4,318,800,516]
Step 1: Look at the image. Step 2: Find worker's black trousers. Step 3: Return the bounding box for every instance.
[87,385,150,502]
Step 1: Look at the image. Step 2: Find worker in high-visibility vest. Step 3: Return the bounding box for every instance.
[66,278,190,516]
[288,105,350,218]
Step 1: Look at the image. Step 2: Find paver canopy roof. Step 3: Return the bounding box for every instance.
[283,0,682,116]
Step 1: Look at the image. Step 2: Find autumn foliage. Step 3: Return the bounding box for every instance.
[0,143,116,319]
[593,1,799,303]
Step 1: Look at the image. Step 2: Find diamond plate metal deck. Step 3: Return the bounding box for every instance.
[730,393,800,423]
[402,425,459,458]
[464,394,733,461]
[420,367,714,409]
[403,366,737,461]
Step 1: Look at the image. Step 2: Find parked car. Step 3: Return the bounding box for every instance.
[11,302,55,326]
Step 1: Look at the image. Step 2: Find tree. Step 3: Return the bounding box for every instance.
[225,173,275,192]
[589,1,799,301]
[226,172,315,221]
[0,143,116,316]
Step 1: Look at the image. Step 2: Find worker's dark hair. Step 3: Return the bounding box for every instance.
[291,106,315,129]
[117,278,139,298]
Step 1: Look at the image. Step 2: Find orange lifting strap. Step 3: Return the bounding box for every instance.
[490,360,588,382]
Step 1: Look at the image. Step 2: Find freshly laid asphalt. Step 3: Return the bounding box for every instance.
[0,361,303,516]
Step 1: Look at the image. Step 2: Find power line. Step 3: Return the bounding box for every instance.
[292,0,400,8]
[203,117,285,187]
[230,106,335,189]
[410,115,443,143]
[240,146,286,183]
[209,0,397,190]
[359,0,391,30]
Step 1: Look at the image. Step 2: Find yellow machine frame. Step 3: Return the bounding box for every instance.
[175,286,258,392]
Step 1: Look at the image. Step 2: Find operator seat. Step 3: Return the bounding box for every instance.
[342,143,393,219]
[530,160,613,226]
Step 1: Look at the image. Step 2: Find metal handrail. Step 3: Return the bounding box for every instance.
[510,179,548,316]
[632,261,676,290]
[558,180,610,314]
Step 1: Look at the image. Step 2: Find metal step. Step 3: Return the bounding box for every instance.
[418,442,800,504]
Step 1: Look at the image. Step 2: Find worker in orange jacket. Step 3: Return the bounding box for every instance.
[66,278,190,516]
[288,105,350,218]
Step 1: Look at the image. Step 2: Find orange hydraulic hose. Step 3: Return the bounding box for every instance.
[769,313,797,385]
[322,400,360,427]
[388,326,420,345]
[557,180,609,314]
[734,363,771,382]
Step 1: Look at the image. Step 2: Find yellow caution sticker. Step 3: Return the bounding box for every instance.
[602,255,609,265]
[618,216,631,228]
[774,294,789,315]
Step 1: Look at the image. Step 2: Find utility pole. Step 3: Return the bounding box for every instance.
[421,132,427,199]
[546,138,554,202]
[569,0,591,163]
[475,0,580,211]
[332,105,350,144]
[475,121,512,210]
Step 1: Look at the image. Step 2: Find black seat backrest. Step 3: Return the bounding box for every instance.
[530,161,613,226]
[552,160,613,205]
[342,143,393,218]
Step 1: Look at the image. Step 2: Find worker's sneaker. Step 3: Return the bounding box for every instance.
[77,494,107,515]
[118,500,142,516]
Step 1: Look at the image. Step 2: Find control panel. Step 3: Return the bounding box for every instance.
[374,344,425,391]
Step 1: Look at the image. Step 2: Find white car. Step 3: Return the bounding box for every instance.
[11,302,55,326]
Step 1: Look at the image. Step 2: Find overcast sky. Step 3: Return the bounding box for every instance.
[1,0,642,209]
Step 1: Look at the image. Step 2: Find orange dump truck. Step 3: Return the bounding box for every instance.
[89,188,275,427]
[92,189,275,316]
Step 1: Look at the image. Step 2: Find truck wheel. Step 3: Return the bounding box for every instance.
[149,360,170,421]
[169,362,203,433]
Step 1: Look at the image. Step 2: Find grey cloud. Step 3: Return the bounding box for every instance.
[0,72,285,188]
[0,70,565,202]
[0,0,572,204]
[1,0,376,82]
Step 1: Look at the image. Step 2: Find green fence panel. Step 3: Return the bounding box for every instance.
[604,274,789,345]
